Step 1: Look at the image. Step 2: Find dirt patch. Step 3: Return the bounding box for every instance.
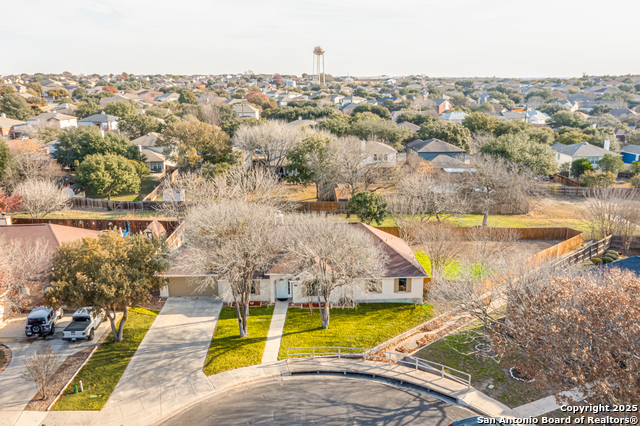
[0,344,11,375]
[138,291,166,311]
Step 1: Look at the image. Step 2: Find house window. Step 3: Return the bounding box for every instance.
[398,278,407,292]
[250,280,260,295]
[373,154,379,161]
[383,154,388,161]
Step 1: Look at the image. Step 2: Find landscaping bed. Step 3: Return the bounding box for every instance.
[278,303,433,360]
[53,307,159,411]
[415,331,552,408]
[203,305,273,376]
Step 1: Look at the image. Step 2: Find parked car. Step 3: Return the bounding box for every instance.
[62,308,105,342]
[25,306,64,338]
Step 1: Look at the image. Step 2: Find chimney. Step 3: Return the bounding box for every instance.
[0,212,11,226]
[604,139,610,151]
[1,113,5,118]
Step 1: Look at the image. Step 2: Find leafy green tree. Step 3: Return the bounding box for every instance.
[104,100,137,119]
[584,128,619,152]
[72,87,87,99]
[27,83,43,96]
[52,126,140,168]
[480,133,557,175]
[75,154,141,200]
[396,112,438,127]
[286,133,334,197]
[117,114,163,139]
[45,230,169,342]
[571,158,594,179]
[316,114,352,136]
[352,104,390,120]
[0,94,33,120]
[1,86,15,96]
[580,171,616,188]
[597,154,624,175]
[419,121,471,150]
[630,161,640,176]
[129,159,151,178]
[463,112,499,134]
[47,88,69,99]
[36,126,62,143]
[631,175,640,188]
[75,101,101,119]
[0,139,12,182]
[346,191,388,225]
[627,130,640,145]
[349,116,414,150]
[550,111,587,128]
[160,120,232,170]
[557,130,589,145]
[178,89,198,105]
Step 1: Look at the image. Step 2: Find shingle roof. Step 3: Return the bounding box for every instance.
[130,132,161,147]
[621,144,640,155]
[0,117,25,127]
[27,112,76,122]
[141,148,165,163]
[0,223,100,255]
[604,256,640,274]
[79,112,119,123]
[427,154,470,169]
[551,142,619,158]
[406,138,466,154]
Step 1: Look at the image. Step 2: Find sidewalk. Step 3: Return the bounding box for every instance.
[261,300,288,364]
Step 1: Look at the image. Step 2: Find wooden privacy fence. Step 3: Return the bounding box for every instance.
[12,218,181,235]
[142,169,179,202]
[374,226,582,243]
[70,197,183,212]
[296,201,349,214]
[610,235,640,249]
[549,236,612,269]
[553,173,580,187]
[551,186,640,197]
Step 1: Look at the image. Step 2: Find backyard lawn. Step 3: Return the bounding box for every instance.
[203,306,274,376]
[84,176,158,202]
[278,303,433,359]
[53,307,159,411]
[415,252,461,279]
[415,331,549,408]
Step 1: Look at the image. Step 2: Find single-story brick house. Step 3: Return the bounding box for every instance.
[160,223,427,303]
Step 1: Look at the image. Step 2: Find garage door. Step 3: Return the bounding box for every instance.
[168,277,218,297]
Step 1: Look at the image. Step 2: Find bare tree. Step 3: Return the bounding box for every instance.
[467,131,493,155]
[333,136,401,197]
[3,153,64,192]
[179,201,281,337]
[494,268,640,407]
[232,121,304,172]
[14,178,71,218]
[157,166,293,219]
[21,343,63,400]
[395,170,469,223]
[464,155,539,227]
[582,189,640,241]
[283,216,388,329]
[618,200,640,251]
[414,224,463,280]
[0,236,51,317]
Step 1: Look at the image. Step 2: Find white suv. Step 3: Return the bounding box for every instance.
[25,306,64,337]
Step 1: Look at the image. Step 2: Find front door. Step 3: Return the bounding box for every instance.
[276,279,289,300]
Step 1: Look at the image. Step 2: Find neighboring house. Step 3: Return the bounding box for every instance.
[432,99,452,114]
[551,142,619,168]
[426,154,471,173]
[620,145,640,164]
[355,140,397,166]
[78,111,119,131]
[26,111,77,129]
[98,95,134,108]
[53,103,78,116]
[233,103,260,119]
[614,128,629,144]
[154,93,180,103]
[0,115,26,138]
[397,121,420,133]
[439,111,468,124]
[549,100,578,112]
[525,110,552,125]
[130,132,162,149]
[0,222,100,322]
[608,108,637,119]
[405,138,466,161]
[160,223,427,303]
[130,132,174,172]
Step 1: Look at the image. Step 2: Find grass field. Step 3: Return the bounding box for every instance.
[415,331,549,408]
[278,303,433,359]
[85,176,158,202]
[53,307,159,411]
[203,306,274,376]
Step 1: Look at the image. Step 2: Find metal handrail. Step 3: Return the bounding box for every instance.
[286,346,471,388]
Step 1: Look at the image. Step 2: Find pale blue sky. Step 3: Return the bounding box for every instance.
[1,0,638,78]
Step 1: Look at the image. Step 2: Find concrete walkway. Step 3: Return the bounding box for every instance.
[514,389,583,417]
[261,300,288,364]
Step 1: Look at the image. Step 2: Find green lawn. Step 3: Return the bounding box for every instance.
[341,213,588,232]
[415,252,461,279]
[85,176,158,202]
[53,307,159,411]
[203,306,274,376]
[278,303,433,359]
[415,331,549,408]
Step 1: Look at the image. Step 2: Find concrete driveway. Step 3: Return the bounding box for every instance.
[93,297,222,425]
[0,314,116,411]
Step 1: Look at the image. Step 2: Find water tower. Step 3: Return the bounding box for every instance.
[312,46,326,86]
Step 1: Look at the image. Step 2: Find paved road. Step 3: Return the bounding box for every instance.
[160,375,475,426]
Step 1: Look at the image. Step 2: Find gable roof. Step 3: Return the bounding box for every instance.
[551,142,618,158]
[130,132,161,147]
[427,154,470,169]
[397,121,420,132]
[0,116,25,127]
[27,112,76,122]
[0,223,100,255]
[141,148,166,163]
[440,111,469,121]
[79,112,119,123]
[406,138,466,154]
[621,144,640,155]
